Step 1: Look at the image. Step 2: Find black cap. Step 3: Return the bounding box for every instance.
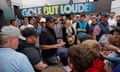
[77,34,92,43]
[22,27,39,37]
[101,13,109,18]
[46,16,54,22]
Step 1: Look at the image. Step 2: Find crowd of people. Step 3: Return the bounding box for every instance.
[0,12,120,72]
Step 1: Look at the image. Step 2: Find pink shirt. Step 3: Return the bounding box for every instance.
[93,25,101,35]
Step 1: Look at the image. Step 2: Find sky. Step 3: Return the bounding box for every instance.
[22,0,86,8]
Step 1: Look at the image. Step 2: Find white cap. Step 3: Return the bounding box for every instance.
[40,18,46,22]
[1,25,21,38]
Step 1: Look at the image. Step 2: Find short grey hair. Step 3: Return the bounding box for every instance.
[0,32,9,46]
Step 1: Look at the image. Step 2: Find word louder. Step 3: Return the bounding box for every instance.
[21,2,94,16]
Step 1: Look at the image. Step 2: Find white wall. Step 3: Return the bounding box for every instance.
[11,0,23,8]
[11,0,22,4]
[111,0,120,15]
[111,8,120,15]
[111,0,120,8]
[22,0,86,8]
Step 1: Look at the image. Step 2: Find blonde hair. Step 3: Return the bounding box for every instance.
[82,40,101,56]
[42,66,66,72]
[65,19,71,27]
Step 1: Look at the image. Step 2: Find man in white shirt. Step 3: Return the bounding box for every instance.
[20,17,34,31]
[10,19,25,40]
[71,17,77,35]
[108,12,117,31]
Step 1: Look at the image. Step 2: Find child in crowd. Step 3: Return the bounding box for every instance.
[68,44,106,72]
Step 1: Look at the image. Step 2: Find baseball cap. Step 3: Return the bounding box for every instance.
[21,27,39,38]
[101,13,109,18]
[40,18,46,22]
[91,16,97,19]
[1,25,21,38]
[77,34,92,43]
[46,16,54,22]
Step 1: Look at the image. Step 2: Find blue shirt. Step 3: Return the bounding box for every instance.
[77,21,88,35]
[113,64,120,72]
[0,48,35,72]
[108,55,120,64]
[98,22,110,37]
[37,27,42,33]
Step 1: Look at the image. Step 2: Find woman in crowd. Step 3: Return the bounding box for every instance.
[62,19,77,48]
